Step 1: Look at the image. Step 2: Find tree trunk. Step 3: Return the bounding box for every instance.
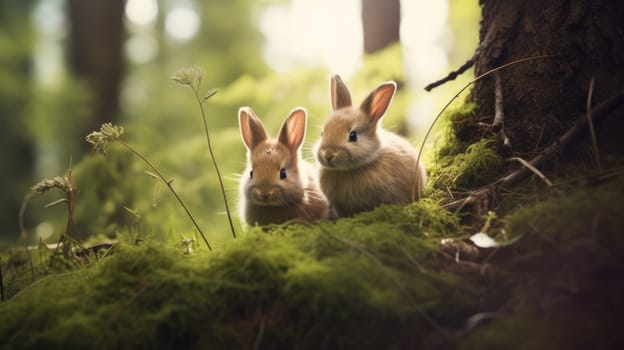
[0,0,35,239]
[361,0,401,54]
[470,0,624,157]
[67,0,125,147]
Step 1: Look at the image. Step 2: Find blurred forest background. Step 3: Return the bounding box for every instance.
[0,0,478,247]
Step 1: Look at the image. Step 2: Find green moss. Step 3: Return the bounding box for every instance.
[0,200,479,349]
[504,176,624,256]
[437,101,478,157]
[425,101,504,201]
[460,311,622,350]
[429,137,504,195]
[460,314,561,350]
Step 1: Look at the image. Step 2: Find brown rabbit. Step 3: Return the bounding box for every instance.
[315,75,427,217]
[238,106,330,226]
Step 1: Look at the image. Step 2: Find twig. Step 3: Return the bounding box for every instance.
[64,161,77,259]
[251,312,267,350]
[493,71,511,148]
[87,123,213,250]
[191,88,237,239]
[424,54,476,91]
[0,257,4,301]
[586,77,602,170]
[443,93,624,211]
[412,54,558,201]
[508,157,553,187]
[47,234,65,271]
[18,192,35,241]
[172,67,237,239]
[499,93,623,188]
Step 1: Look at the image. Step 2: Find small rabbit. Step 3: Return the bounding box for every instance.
[238,106,330,226]
[315,74,427,217]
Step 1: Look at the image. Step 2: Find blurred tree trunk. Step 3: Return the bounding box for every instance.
[67,0,125,144]
[361,0,400,54]
[0,0,35,238]
[470,0,624,156]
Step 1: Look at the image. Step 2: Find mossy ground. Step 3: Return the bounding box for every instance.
[1,200,475,349]
[2,100,623,349]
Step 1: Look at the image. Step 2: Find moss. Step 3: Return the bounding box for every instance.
[436,101,478,157]
[459,314,561,350]
[0,200,479,349]
[504,176,624,256]
[460,311,622,350]
[424,101,504,202]
[462,175,624,350]
[429,137,504,195]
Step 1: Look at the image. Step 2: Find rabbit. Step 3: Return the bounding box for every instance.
[314,74,427,217]
[238,106,330,226]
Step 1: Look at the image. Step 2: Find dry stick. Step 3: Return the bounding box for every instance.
[64,166,77,259]
[18,192,35,241]
[508,157,553,187]
[586,77,602,170]
[493,71,511,148]
[0,257,4,301]
[412,54,558,201]
[115,138,213,251]
[191,89,237,239]
[424,54,476,92]
[499,92,623,187]
[443,93,624,210]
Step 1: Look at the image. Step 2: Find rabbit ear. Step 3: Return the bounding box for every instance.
[359,81,397,122]
[239,107,268,150]
[278,107,307,151]
[330,74,352,110]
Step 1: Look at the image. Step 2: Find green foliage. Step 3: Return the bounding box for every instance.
[71,147,139,238]
[448,0,480,66]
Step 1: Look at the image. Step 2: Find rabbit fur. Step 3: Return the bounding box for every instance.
[239,106,330,226]
[315,75,427,217]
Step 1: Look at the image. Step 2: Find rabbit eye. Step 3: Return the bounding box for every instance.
[249,170,253,178]
[279,168,287,180]
[349,131,358,142]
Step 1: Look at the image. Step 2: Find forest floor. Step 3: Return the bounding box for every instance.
[1,103,623,349]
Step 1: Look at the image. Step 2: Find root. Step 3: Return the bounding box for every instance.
[443,92,624,211]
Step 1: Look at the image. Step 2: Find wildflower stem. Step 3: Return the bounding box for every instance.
[191,89,237,239]
[115,138,213,250]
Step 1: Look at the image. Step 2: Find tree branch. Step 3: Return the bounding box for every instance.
[492,71,511,148]
[443,92,624,211]
[424,54,476,91]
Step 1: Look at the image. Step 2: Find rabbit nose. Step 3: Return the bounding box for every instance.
[325,152,336,165]
[253,188,271,201]
[324,151,335,162]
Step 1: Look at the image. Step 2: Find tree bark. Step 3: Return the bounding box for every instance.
[67,0,125,147]
[471,0,624,156]
[361,0,401,54]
